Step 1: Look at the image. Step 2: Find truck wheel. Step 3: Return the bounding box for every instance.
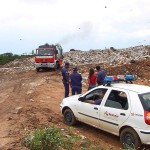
[120,127,141,149]
[57,63,60,69]
[64,109,76,126]
[54,63,58,70]
[36,68,40,72]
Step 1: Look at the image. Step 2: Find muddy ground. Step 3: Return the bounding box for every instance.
[0,60,150,150]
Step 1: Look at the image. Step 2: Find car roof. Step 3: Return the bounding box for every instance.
[102,83,150,93]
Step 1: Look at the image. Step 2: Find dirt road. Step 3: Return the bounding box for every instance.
[0,69,149,150]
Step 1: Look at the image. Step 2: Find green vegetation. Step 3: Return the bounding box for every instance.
[21,126,111,150]
[0,52,33,65]
[21,126,138,150]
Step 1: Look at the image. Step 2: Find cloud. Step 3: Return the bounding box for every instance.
[20,0,59,5]
[0,0,150,54]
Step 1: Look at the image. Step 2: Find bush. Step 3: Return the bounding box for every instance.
[22,127,74,150]
[0,53,33,65]
[22,126,119,150]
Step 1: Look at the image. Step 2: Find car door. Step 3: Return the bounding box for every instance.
[77,88,108,128]
[99,89,131,135]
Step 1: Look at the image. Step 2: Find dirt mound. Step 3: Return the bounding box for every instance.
[106,59,150,85]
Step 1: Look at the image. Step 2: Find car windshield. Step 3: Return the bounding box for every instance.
[139,92,150,111]
[36,49,53,56]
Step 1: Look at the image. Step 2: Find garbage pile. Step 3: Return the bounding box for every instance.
[64,45,150,66]
[64,45,150,84]
[0,45,149,84]
[0,57,35,73]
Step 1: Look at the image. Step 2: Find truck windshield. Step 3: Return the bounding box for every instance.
[139,92,150,111]
[36,49,53,56]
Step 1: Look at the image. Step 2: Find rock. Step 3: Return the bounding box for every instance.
[13,107,23,114]
[29,99,34,102]
[47,116,52,122]
[7,117,13,121]
[130,60,136,63]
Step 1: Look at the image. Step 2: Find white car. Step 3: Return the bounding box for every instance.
[60,83,150,149]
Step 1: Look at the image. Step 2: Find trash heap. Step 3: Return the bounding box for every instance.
[64,45,150,85]
[64,45,150,67]
[0,45,149,85]
[0,57,35,73]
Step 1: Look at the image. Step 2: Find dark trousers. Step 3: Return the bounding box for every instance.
[97,82,103,86]
[63,83,69,98]
[71,87,82,95]
[88,85,96,91]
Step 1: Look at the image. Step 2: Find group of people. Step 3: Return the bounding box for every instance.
[61,62,82,98]
[88,66,106,90]
[61,62,106,98]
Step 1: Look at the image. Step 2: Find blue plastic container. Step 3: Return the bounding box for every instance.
[125,75,134,80]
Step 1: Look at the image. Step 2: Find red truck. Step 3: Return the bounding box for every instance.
[35,43,64,71]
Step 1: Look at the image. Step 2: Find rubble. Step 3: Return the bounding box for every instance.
[64,45,150,66]
[63,45,150,84]
[0,45,149,84]
[0,57,35,73]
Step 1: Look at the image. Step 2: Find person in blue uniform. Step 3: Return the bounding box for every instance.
[70,66,82,95]
[61,62,70,97]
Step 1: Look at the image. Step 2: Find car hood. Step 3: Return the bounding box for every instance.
[63,94,81,102]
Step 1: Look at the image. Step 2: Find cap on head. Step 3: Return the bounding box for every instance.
[65,62,70,66]
[73,66,78,71]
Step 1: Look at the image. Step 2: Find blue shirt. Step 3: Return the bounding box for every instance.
[61,67,69,84]
[70,72,82,88]
[94,98,102,105]
[97,69,106,85]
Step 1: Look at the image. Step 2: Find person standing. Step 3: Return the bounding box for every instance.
[70,66,82,95]
[88,68,97,90]
[61,62,70,97]
[96,65,106,85]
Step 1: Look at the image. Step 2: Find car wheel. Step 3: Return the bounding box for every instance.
[120,127,141,149]
[64,109,76,126]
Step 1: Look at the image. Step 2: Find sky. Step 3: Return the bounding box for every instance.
[0,0,150,54]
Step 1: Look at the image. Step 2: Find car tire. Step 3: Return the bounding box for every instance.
[64,109,76,126]
[120,127,141,149]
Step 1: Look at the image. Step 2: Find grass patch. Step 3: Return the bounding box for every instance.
[21,126,138,150]
[21,126,110,150]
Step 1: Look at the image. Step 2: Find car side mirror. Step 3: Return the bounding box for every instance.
[78,97,84,102]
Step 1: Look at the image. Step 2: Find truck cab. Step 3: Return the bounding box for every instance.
[35,44,63,71]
